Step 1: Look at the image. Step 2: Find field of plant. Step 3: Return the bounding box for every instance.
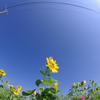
[0,57,100,100]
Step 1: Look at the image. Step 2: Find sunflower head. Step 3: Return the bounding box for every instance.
[79,80,86,87]
[0,69,6,76]
[17,86,22,90]
[46,57,59,73]
[72,83,76,87]
[34,90,36,95]
[53,83,58,87]
[32,90,37,95]
[10,85,13,88]
[83,80,86,84]
[14,89,20,95]
[53,83,58,90]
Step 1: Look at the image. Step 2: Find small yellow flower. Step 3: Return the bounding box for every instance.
[33,90,36,95]
[46,57,59,73]
[53,83,58,89]
[83,80,86,84]
[10,85,13,88]
[14,89,20,95]
[80,80,86,87]
[53,83,58,87]
[17,86,22,90]
[0,70,6,76]
[72,83,76,87]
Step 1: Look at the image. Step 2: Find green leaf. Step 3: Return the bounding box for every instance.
[43,97,50,100]
[93,84,97,87]
[40,69,50,77]
[0,75,2,79]
[46,74,50,77]
[41,87,57,96]
[42,80,52,86]
[22,89,35,96]
[13,98,18,100]
[40,69,46,75]
[6,80,9,83]
[75,82,79,84]
[36,93,42,100]
[90,80,95,83]
[49,77,58,82]
[39,87,44,92]
[35,79,42,87]
[0,85,3,88]
[45,70,51,73]
[49,87,56,94]
[47,93,58,99]
[42,88,50,95]
[56,89,60,92]
[98,87,100,89]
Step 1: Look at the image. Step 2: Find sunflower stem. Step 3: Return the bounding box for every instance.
[42,67,48,89]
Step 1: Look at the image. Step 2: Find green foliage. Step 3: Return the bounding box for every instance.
[42,79,53,86]
[35,79,42,87]
[71,96,81,100]
[22,89,36,96]
[0,85,3,88]
[2,58,100,100]
[41,87,56,95]
[40,69,46,76]
[49,77,58,82]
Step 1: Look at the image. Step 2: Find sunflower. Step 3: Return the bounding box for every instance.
[72,83,76,87]
[79,80,86,87]
[14,89,20,95]
[0,69,6,76]
[32,90,37,95]
[46,57,59,73]
[17,86,22,90]
[53,83,58,89]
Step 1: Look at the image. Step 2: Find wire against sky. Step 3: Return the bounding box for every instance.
[0,0,92,7]
[0,1,100,15]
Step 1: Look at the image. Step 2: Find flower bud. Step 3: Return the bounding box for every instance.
[84,87,88,90]
[10,85,13,88]
[72,83,76,87]
[32,90,36,96]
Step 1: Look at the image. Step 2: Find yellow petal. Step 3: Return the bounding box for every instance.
[14,89,20,95]
[53,83,58,87]
[17,86,22,90]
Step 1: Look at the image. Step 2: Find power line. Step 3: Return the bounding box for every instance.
[7,5,100,20]
[0,0,92,8]
[8,2,100,14]
[0,1,100,14]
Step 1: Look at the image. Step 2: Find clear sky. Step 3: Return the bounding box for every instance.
[0,0,100,96]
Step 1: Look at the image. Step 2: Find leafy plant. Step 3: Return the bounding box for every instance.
[1,57,100,100]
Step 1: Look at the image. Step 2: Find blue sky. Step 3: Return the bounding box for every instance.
[0,0,100,96]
